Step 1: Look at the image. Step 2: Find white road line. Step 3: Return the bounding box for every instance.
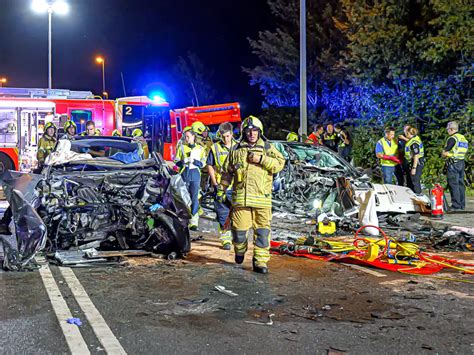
[60,267,127,355]
[341,263,387,278]
[38,264,90,355]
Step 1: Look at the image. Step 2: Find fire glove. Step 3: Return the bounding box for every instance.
[248,152,263,164]
[216,190,226,203]
[382,155,401,164]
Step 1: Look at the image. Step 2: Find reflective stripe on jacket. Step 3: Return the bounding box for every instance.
[404,135,424,160]
[221,138,285,208]
[446,133,468,161]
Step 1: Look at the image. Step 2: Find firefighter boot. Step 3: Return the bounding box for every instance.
[189,213,199,231]
[232,230,248,264]
[252,258,268,274]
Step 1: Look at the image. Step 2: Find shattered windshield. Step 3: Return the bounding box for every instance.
[275,142,347,170]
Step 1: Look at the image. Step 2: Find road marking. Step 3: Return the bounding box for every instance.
[60,267,127,355]
[341,263,387,278]
[39,264,90,355]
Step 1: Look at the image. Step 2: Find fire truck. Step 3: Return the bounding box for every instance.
[168,102,241,160]
[0,88,241,170]
[0,88,169,171]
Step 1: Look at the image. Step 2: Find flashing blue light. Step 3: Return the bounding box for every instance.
[151,92,166,103]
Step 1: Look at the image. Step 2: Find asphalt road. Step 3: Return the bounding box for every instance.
[2,227,474,355]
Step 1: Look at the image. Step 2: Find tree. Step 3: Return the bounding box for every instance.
[172,52,217,106]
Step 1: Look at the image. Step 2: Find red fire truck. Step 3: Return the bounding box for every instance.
[167,102,241,160]
[0,88,170,171]
[0,88,241,170]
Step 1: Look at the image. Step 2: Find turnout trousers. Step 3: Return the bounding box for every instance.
[231,207,272,267]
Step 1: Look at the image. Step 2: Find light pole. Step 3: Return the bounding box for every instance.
[0,78,6,88]
[95,56,107,99]
[299,0,308,138]
[31,0,69,89]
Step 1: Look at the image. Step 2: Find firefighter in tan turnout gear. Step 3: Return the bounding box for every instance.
[37,122,57,168]
[219,116,285,274]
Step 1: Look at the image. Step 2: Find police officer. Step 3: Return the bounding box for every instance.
[404,126,424,194]
[207,122,237,249]
[174,127,207,230]
[219,116,285,274]
[131,128,149,159]
[305,124,324,145]
[81,120,101,136]
[442,121,469,211]
[37,122,57,168]
[334,124,351,161]
[62,120,77,140]
[323,123,338,152]
[375,126,402,184]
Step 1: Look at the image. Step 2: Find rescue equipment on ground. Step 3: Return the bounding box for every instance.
[430,184,444,219]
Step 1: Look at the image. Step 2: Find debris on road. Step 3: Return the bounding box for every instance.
[214,285,238,297]
[244,313,275,326]
[66,317,82,326]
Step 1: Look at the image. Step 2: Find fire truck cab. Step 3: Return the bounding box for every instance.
[168,102,241,160]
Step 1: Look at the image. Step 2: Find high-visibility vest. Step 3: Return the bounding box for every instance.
[378,138,398,166]
[446,133,468,161]
[404,135,424,160]
[210,140,236,184]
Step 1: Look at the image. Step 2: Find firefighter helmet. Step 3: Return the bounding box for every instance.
[44,122,57,131]
[63,120,76,132]
[131,128,143,137]
[191,121,208,135]
[112,129,122,137]
[286,132,298,142]
[183,126,194,134]
[241,116,264,135]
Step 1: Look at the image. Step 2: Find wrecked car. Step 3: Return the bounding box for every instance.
[0,137,191,270]
[271,141,428,217]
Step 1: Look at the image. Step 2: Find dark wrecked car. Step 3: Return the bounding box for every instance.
[0,136,191,270]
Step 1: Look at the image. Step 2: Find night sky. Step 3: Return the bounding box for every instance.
[0,0,274,114]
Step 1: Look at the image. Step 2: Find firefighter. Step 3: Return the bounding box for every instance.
[404,126,424,194]
[112,129,122,137]
[207,122,237,249]
[286,132,298,142]
[375,126,402,184]
[81,120,101,136]
[334,124,351,161]
[442,121,469,211]
[219,116,285,274]
[37,122,57,167]
[174,126,206,230]
[305,124,324,145]
[131,128,149,159]
[323,122,338,152]
[191,121,213,152]
[62,120,77,140]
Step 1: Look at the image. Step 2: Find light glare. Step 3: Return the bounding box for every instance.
[31,0,49,13]
[52,1,69,15]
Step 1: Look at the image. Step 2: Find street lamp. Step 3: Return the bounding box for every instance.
[0,78,7,88]
[31,0,69,89]
[95,56,107,99]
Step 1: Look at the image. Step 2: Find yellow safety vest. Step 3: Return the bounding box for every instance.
[446,133,468,161]
[378,138,398,167]
[404,135,424,160]
[174,143,205,174]
[210,140,236,184]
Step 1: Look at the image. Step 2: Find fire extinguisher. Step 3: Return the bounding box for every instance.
[430,184,444,219]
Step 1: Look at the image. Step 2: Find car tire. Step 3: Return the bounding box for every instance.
[0,153,14,173]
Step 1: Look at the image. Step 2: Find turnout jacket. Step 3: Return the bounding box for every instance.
[220,138,285,208]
